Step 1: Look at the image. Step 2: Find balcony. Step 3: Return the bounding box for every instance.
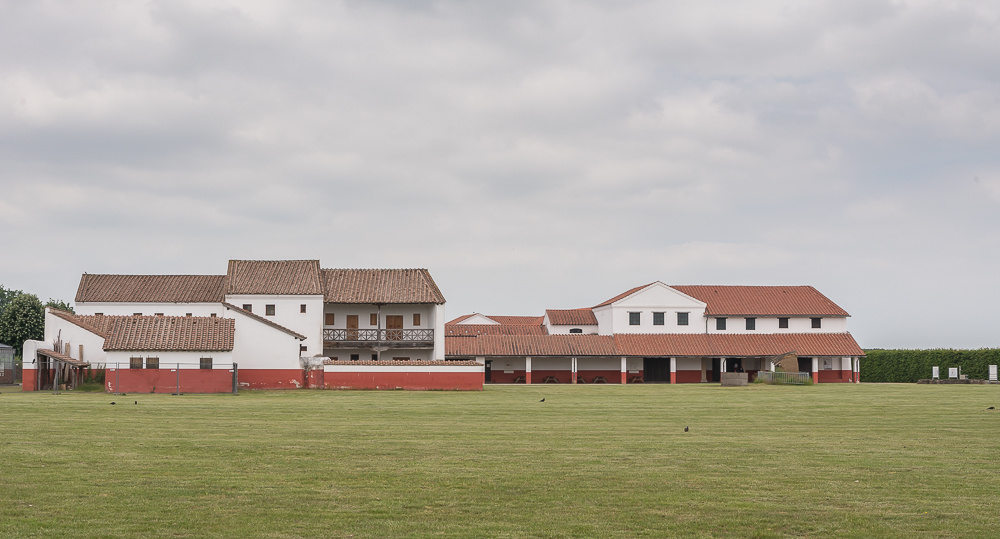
[323,328,435,349]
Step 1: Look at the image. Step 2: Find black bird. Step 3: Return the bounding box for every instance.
[988,406,995,410]
[684,426,689,432]
[134,401,138,405]
[110,402,115,405]
[539,398,545,402]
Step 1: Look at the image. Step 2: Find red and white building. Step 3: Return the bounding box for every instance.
[446,282,864,384]
[23,260,482,392]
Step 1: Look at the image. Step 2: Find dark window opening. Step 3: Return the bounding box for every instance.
[265,305,275,316]
[629,312,641,325]
[677,312,689,326]
[811,317,822,329]
[778,317,789,329]
[569,328,583,334]
[130,357,142,369]
[200,358,213,370]
[371,354,378,361]
[242,304,252,312]
[146,357,159,369]
[350,354,360,361]
[300,304,307,313]
[716,317,727,331]
[745,317,756,331]
[653,312,665,325]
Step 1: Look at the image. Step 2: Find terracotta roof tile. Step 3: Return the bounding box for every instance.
[446,335,619,357]
[447,314,477,324]
[221,302,306,340]
[104,316,235,352]
[593,283,654,308]
[324,359,479,366]
[227,260,322,295]
[48,308,113,337]
[673,285,850,317]
[321,269,445,304]
[445,324,548,337]
[546,309,598,325]
[487,315,544,325]
[36,348,89,366]
[75,274,226,303]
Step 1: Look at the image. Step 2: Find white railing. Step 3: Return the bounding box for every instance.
[756,371,811,385]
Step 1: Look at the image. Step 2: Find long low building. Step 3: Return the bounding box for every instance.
[445,282,864,383]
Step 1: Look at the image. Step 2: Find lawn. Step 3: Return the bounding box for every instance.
[1,383,998,538]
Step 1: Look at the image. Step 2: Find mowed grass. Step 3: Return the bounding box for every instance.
[1,384,999,538]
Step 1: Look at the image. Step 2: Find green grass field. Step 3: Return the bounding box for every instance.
[2,383,998,538]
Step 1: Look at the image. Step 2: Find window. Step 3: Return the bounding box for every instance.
[653,312,665,325]
[265,305,275,316]
[677,312,689,326]
[811,317,822,329]
[350,354,360,361]
[300,304,307,313]
[325,313,335,325]
[133,313,142,316]
[210,313,217,317]
[154,313,164,316]
[95,313,103,316]
[745,317,756,331]
[243,304,252,312]
[300,345,307,353]
[716,317,727,331]
[186,313,192,317]
[569,328,583,334]
[370,313,378,325]
[778,317,789,329]
[413,313,421,326]
[371,354,378,361]
[200,358,213,370]
[130,357,143,369]
[629,312,641,325]
[146,357,159,369]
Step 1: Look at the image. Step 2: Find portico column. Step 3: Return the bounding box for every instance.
[700,358,707,383]
[620,357,627,384]
[670,357,676,384]
[721,358,727,373]
[811,357,819,384]
[571,357,577,384]
[525,356,532,385]
[854,357,860,383]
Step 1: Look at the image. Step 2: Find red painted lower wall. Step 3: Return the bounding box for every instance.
[817,369,853,383]
[237,369,307,390]
[22,370,36,391]
[105,368,233,394]
[576,369,628,384]
[490,370,526,383]
[674,370,704,384]
[324,371,482,391]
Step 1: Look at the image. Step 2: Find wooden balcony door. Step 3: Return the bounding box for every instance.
[386,315,403,341]
[346,315,358,340]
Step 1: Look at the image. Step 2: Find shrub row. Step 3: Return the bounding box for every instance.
[861,349,1000,383]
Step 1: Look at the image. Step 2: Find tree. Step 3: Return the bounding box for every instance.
[45,298,75,313]
[0,285,23,318]
[0,293,45,356]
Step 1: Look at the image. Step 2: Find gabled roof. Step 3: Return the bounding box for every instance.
[488,315,544,325]
[227,260,322,295]
[75,274,226,303]
[672,286,850,317]
[221,302,306,340]
[593,283,654,308]
[36,348,89,366]
[321,269,445,304]
[446,334,619,357]
[104,316,234,352]
[48,308,114,337]
[446,324,548,337]
[546,309,598,325]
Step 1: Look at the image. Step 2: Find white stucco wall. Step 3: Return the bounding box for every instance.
[105,350,234,368]
[42,309,110,366]
[706,316,849,334]
[546,324,599,335]
[324,348,434,362]
[602,284,707,335]
[225,294,324,353]
[226,307,305,370]
[322,302,443,360]
[75,302,222,317]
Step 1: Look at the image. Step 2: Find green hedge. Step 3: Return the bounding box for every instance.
[861,349,1000,383]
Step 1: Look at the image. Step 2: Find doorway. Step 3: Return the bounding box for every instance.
[798,357,812,373]
[346,315,359,340]
[484,360,492,383]
[386,315,403,340]
[642,358,670,382]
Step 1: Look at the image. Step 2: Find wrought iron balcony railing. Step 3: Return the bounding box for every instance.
[323,328,434,344]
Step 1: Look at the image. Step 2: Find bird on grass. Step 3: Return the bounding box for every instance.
[134,401,138,405]
[684,426,689,432]
[987,406,995,410]
[110,402,115,405]
[539,398,545,402]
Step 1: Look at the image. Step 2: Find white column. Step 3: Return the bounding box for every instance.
[669,357,676,384]
[721,358,727,373]
[571,357,577,384]
[620,357,627,384]
[525,356,532,385]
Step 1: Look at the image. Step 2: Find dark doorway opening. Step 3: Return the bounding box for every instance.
[484,360,492,383]
[643,358,670,382]
[710,358,721,382]
[798,357,812,373]
[725,358,744,373]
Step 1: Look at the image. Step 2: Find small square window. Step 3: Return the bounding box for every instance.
[265,305,275,316]
[242,304,252,312]
[811,317,822,329]
[350,354,360,361]
[210,313,217,317]
[677,312,689,326]
[413,313,421,326]
[200,358,213,370]
[300,304,307,313]
[745,317,756,331]
[186,313,192,317]
[300,345,307,353]
[716,317,727,331]
[154,313,164,317]
[371,354,378,361]
[325,313,335,325]
[130,357,143,369]
[629,312,641,325]
[133,313,142,316]
[370,313,378,326]
[146,357,159,370]
[95,313,103,316]
[653,312,664,325]
[778,317,789,329]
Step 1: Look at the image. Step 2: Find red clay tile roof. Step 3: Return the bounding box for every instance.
[221,302,306,340]
[104,316,235,352]
[487,315,545,325]
[48,308,114,337]
[672,286,850,317]
[321,269,445,304]
[447,332,863,357]
[447,314,478,324]
[446,324,548,337]
[227,260,322,295]
[446,335,620,357]
[593,283,654,308]
[36,348,89,366]
[75,274,226,303]
[546,309,598,325]
[324,359,479,366]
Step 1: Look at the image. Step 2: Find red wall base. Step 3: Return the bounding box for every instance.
[238,369,307,390]
[817,369,853,383]
[105,368,233,394]
[674,370,704,384]
[324,371,482,391]
[22,370,36,391]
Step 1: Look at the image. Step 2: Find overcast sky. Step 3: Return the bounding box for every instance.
[2,0,998,348]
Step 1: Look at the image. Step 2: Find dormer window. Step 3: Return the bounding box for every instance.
[779,317,789,328]
[569,328,583,334]
[629,312,641,325]
[811,317,822,329]
[745,317,756,331]
[716,317,727,331]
